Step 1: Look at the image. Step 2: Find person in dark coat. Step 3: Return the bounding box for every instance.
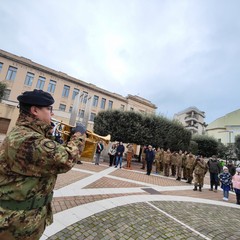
[207,155,222,192]
[145,145,155,175]
[115,141,125,168]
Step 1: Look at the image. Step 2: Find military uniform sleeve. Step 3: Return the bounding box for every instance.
[7,132,85,177]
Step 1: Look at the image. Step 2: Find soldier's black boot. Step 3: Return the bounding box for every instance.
[199,186,202,192]
[187,178,192,184]
[193,186,197,191]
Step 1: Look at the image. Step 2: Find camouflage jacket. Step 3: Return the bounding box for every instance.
[0,114,85,226]
[193,159,208,175]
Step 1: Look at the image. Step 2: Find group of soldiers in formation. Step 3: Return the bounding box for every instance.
[109,143,240,204]
[141,146,209,191]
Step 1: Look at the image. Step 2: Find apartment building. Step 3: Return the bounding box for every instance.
[0,49,157,134]
[173,106,207,135]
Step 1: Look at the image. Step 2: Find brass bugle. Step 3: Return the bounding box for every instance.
[86,130,111,144]
[51,118,111,144]
[51,118,74,141]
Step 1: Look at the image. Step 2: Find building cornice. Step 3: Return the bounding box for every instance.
[126,94,157,109]
[0,49,127,103]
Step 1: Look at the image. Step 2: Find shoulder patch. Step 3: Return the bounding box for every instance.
[41,140,56,152]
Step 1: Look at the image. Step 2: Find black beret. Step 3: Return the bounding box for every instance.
[17,89,54,106]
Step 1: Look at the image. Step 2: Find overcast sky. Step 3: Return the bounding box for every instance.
[1,0,240,123]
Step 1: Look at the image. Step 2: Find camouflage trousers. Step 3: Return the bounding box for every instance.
[176,166,182,178]
[126,152,133,168]
[155,160,160,173]
[0,204,52,240]
[164,163,170,176]
[194,174,205,187]
[186,167,193,182]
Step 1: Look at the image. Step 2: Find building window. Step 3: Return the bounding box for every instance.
[100,98,106,109]
[6,66,17,81]
[82,91,88,104]
[36,76,45,90]
[108,100,113,110]
[90,112,96,121]
[59,104,66,111]
[47,80,56,93]
[24,72,34,86]
[69,106,72,113]
[62,85,70,98]
[0,62,3,72]
[72,88,80,100]
[78,109,85,118]
[92,95,99,107]
[3,89,11,100]
[120,104,125,111]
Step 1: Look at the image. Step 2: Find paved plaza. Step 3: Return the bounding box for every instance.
[40,160,240,240]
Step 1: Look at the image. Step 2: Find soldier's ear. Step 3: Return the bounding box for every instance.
[30,106,44,118]
[30,106,39,116]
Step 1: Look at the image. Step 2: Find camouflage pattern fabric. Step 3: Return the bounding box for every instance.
[0,114,85,239]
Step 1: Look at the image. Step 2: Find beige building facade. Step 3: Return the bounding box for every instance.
[0,49,157,134]
[173,106,207,135]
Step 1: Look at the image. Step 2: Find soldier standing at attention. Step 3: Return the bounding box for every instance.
[140,145,147,170]
[176,150,183,181]
[193,157,208,191]
[181,151,188,180]
[154,147,161,174]
[186,153,196,184]
[170,151,177,177]
[163,149,171,177]
[159,148,164,172]
[0,89,86,240]
[126,143,134,169]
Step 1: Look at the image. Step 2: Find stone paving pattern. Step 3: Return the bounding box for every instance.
[44,160,240,239]
[47,201,240,240]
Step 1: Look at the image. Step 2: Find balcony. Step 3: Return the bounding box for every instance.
[185,125,198,130]
[184,114,199,121]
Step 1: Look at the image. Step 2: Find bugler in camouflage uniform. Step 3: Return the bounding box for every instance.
[0,90,86,240]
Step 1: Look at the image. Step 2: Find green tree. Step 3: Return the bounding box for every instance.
[93,110,191,149]
[0,82,7,101]
[234,134,240,159]
[217,141,228,159]
[192,134,218,157]
[189,140,198,155]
